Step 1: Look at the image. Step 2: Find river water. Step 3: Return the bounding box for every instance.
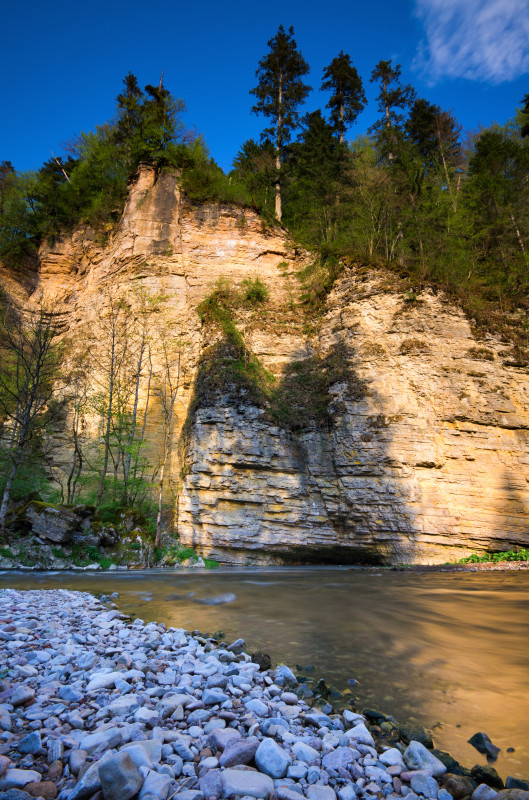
[1,567,528,780]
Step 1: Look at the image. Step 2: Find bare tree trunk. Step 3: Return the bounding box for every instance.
[510,211,526,255]
[122,328,147,505]
[275,74,283,222]
[155,342,182,549]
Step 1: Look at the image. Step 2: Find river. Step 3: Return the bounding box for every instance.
[1,567,528,781]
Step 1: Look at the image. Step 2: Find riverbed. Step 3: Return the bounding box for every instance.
[1,567,528,781]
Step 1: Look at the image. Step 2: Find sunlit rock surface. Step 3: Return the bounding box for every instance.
[2,166,528,564]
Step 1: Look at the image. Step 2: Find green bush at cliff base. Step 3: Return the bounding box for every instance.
[459,548,529,564]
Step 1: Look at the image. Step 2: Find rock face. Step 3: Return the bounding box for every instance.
[2,165,529,564]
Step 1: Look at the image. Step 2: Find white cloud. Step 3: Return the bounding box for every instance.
[413,0,529,83]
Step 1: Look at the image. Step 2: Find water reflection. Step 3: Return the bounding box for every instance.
[1,568,528,779]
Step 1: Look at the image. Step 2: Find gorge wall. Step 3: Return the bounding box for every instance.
[2,166,529,564]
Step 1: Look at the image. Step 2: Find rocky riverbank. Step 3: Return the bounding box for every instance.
[0,590,527,800]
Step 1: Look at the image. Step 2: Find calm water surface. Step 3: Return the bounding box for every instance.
[1,567,528,780]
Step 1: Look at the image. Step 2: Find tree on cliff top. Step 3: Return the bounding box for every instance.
[321,52,366,144]
[369,59,416,162]
[114,72,188,172]
[250,25,311,221]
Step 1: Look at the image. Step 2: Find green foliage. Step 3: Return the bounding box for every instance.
[155,543,199,565]
[321,51,366,141]
[459,549,529,564]
[0,546,13,558]
[242,277,269,304]
[250,25,311,155]
[181,139,253,205]
[204,558,219,569]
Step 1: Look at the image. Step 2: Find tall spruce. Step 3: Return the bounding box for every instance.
[369,59,415,162]
[321,52,366,143]
[250,25,311,221]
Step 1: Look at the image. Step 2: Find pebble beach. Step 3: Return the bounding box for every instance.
[0,589,522,800]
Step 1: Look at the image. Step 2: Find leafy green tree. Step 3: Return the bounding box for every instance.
[321,52,366,143]
[232,138,276,212]
[369,60,415,162]
[250,25,311,221]
[0,304,61,537]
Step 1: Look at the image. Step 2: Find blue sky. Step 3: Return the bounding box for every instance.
[2,0,529,174]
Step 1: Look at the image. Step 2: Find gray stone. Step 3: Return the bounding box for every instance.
[473,787,499,800]
[219,737,259,767]
[99,751,143,800]
[86,671,122,692]
[0,790,34,800]
[199,768,224,799]
[47,739,64,763]
[322,747,357,770]
[23,502,80,544]
[305,712,332,729]
[16,732,43,756]
[343,723,375,747]
[207,728,241,752]
[274,787,305,800]
[108,694,140,717]
[411,773,439,798]
[274,666,297,687]
[69,750,87,776]
[79,726,122,754]
[287,764,308,779]
[291,741,320,765]
[338,786,357,800]
[222,768,274,798]
[255,738,290,779]
[77,652,98,671]
[307,786,337,800]
[245,699,269,717]
[10,687,34,707]
[120,744,153,770]
[227,638,246,654]
[0,769,42,790]
[404,743,447,778]
[202,688,230,706]
[68,762,101,800]
[438,791,453,800]
[0,707,11,731]
[122,740,162,764]
[380,749,405,767]
[172,740,195,762]
[58,685,84,703]
[158,693,191,718]
[138,769,172,800]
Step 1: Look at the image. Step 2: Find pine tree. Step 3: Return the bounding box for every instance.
[321,52,366,143]
[369,60,415,162]
[250,25,311,221]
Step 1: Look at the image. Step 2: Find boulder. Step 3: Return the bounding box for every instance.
[221,768,274,798]
[405,741,447,777]
[23,502,81,544]
[255,738,290,779]
[98,752,143,800]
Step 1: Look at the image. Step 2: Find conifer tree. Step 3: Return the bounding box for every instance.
[321,52,366,143]
[250,25,311,221]
[369,60,415,162]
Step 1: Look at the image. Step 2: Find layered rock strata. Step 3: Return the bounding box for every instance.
[2,167,529,564]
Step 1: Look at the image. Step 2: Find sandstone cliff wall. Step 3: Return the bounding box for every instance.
[2,167,528,564]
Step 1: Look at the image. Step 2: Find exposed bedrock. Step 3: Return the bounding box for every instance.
[2,166,528,564]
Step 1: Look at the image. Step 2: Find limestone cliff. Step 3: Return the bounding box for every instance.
[2,166,528,564]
